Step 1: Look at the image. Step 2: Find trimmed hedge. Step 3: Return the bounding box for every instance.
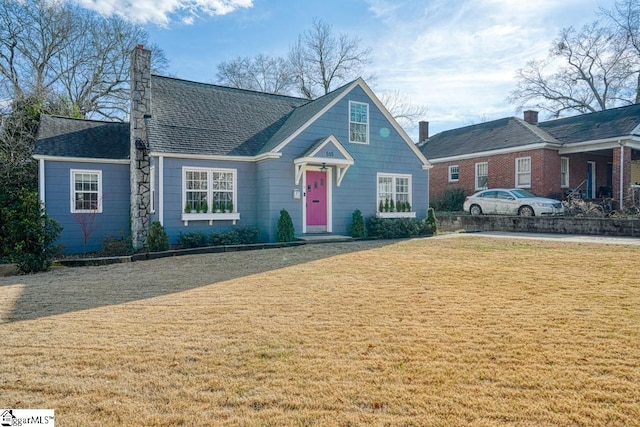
[178,227,261,249]
[366,216,433,239]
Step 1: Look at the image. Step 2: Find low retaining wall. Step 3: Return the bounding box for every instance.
[437,214,640,237]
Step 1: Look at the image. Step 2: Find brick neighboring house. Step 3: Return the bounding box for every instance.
[419,106,640,209]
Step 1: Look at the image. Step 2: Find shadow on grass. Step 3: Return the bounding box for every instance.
[0,240,398,323]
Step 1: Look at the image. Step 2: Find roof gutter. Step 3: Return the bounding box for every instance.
[427,142,558,164]
[557,136,640,154]
[148,152,282,162]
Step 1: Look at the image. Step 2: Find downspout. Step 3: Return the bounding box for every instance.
[159,155,164,225]
[39,158,45,204]
[619,140,625,209]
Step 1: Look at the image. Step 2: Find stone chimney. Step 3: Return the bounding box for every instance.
[419,121,429,143]
[130,45,152,250]
[523,110,538,125]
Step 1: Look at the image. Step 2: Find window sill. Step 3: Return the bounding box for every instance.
[181,212,240,226]
[376,212,416,219]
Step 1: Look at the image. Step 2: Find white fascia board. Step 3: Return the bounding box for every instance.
[270,78,431,167]
[33,155,130,164]
[428,143,557,164]
[306,135,355,162]
[271,80,361,153]
[294,156,353,166]
[356,79,431,167]
[557,137,639,154]
[149,151,281,162]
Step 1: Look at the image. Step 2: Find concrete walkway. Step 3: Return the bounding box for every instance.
[435,231,640,246]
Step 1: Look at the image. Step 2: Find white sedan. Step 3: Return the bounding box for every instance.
[463,188,565,216]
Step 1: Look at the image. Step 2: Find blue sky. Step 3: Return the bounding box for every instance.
[71,0,606,138]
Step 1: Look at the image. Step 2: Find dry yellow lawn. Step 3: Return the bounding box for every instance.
[1,236,639,426]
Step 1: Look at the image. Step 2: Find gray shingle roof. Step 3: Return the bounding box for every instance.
[34,77,367,159]
[35,115,129,159]
[540,103,640,143]
[421,117,556,159]
[259,81,356,154]
[149,75,310,156]
[421,104,640,160]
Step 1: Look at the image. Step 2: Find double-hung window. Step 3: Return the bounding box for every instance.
[560,157,569,187]
[377,173,413,216]
[71,169,102,213]
[475,162,488,190]
[182,167,238,223]
[349,101,369,144]
[448,165,459,182]
[516,157,531,188]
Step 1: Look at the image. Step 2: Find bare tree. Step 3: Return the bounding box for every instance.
[510,21,637,117]
[213,18,427,127]
[0,0,168,120]
[378,90,429,130]
[602,0,640,102]
[217,54,295,94]
[289,18,373,99]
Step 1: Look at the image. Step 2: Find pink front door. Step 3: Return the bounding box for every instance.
[306,170,327,226]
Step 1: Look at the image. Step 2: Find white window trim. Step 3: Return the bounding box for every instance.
[349,101,369,144]
[515,157,532,188]
[376,172,415,218]
[560,157,570,188]
[475,162,488,190]
[181,166,240,226]
[70,169,102,213]
[448,165,459,182]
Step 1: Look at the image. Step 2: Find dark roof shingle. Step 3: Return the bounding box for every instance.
[421,104,640,160]
[540,104,640,143]
[421,117,554,159]
[35,115,129,159]
[149,76,310,156]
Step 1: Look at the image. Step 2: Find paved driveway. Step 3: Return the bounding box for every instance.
[437,231,640,246]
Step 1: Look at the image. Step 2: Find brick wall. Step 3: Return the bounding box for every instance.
[429,148,619,205]
[430,148,563,202]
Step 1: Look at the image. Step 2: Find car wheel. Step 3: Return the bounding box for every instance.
[470,204,482,216]
[518,205,534,216]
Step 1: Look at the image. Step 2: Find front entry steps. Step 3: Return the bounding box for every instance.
[298,234,353,243]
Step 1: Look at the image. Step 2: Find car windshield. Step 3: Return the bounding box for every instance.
[511,189,536,199]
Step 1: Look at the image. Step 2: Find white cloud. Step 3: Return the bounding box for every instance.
[364,0,602,135]
[70,0,253,25]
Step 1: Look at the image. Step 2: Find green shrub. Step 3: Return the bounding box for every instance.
[350,209,366,238]
[235,226,260,244]
[426,207,438,234]
[147,220,169,252]
[0,190,62,274]
[209,227,260,246]
[210,230,240,246]
[277,209,295,242]
[177,231,208,249]
[366,216,432,239]
[101,232,133,256]
[431,188,466,212]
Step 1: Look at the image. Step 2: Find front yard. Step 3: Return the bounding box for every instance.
[0,236,638,426]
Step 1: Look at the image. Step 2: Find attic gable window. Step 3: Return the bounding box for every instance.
[349,101,369,144]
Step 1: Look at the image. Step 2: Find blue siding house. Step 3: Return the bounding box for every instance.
[34,46,431,254]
